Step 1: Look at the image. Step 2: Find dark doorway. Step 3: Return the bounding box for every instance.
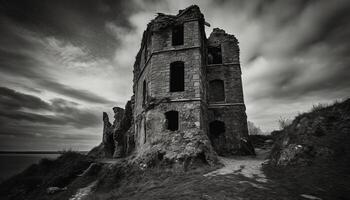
[209,120,225,138]
[209,120,225,154]
[209,80,225,102]
[208,46,222,64]
[170,61,184,92]
[165,111,179,131]
[172,24,184,46]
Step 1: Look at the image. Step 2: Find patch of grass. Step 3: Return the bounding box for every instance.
[264,158,350,200]
[310,103,328,112]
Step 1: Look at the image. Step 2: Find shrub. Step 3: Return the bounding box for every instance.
[278,117,292,129]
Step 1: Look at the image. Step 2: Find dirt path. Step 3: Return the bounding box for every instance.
[204,148,325,199]
[69,181,98,200]
[204,148,270,183]
[97,159,120,164]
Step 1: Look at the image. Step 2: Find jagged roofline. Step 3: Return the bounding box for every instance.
[132,5,240,90]
[144,5,203,46]
[150,5,202,25]
[132,5,204,91]
[162,5,199,17]
[209,28,239,44]
[133,5,206,64]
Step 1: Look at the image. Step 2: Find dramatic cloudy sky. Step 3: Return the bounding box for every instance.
[0,0,349,151]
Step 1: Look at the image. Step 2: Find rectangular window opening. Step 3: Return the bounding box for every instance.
[165,111,179,131]
[208,46,222,64]
[172,24,184,46]
[170,61,185,92]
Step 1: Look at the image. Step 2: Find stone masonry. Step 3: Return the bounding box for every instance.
[91,5,255,167]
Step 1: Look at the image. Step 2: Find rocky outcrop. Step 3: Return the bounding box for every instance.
[269,99,350,166]
[132,128,218,170]
[102,112,115,158]
[120,100,135,155]
[111,107,125,158]
[89,98,135,159]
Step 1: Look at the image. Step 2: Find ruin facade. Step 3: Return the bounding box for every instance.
[93,5,254,164]
[132,5,253,156]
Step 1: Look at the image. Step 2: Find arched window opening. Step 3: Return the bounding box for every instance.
[209,120,225,139]
[170,61,184,92]
[172,24,184,46]
[165,111,179,131]
[209,80,225,102]
[208,46,222,64]
[142,80,147,105]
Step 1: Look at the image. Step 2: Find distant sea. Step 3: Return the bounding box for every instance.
[0,153,60,183]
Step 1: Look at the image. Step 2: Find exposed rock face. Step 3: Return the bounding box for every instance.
[102,112,114,158]
[112,107,125,158]
[121,99,135,155]
[133,128,218,169]
[269,99,350,166]
[89,97,135,159]
[89,97,136,158]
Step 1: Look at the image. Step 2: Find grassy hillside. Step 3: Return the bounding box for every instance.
[0,151,93,200]
[265,98,350,199]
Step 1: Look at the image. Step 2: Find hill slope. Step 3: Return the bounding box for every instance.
[265,99,350,199]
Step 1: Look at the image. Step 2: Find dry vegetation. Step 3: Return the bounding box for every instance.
[266,98,350,200]
[0,151,93,200]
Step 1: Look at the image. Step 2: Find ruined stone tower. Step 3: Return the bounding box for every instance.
[131,5,254,157]
[93,5,254,163]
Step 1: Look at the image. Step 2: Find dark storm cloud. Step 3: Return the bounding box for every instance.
[0,126,100,141]
[0,122,101,151]
[0,49,114,104]
[0,87,50,110]
[201,0,350,131]
[37,79,115,105]
[0,0,135,150]
[0,0,130,105]
[0,87,101,128]
[0,0,138,59]
[230,0,350,100]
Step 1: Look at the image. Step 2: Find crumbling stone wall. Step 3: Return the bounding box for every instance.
[93,5,254,165]
[130,5,219,165]
[89,99,134,159]
[207,64,243,103]
[207,106,254,155]
[102,112,114,158]
[131,5,254,160]
[207,28,240,64]
[136,101,203,152]
[206,28,254,155]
